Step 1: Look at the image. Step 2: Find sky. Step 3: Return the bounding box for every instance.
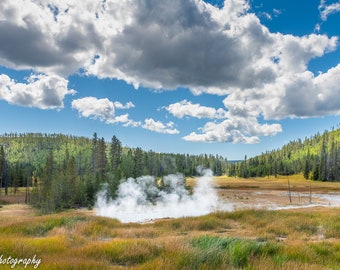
[0,0,340,160]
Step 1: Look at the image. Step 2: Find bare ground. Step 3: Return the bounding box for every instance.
[213,175,340,211]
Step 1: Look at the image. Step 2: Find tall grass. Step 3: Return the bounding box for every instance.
[189,235,279,269]
[1,205,340,269]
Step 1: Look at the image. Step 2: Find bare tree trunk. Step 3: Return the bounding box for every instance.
[309,180,312,204]
[287,175,292,204]
[25,176,30,204]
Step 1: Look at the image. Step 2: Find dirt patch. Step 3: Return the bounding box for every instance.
[215,176,340,211]
[0,204,35,217]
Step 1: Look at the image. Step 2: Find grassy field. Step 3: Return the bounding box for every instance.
[0,175,340,269]
[213,174,340,192]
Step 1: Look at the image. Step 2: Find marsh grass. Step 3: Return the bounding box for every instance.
[1,203,340,269]
[189,235,280,269]
[76,238,163,266]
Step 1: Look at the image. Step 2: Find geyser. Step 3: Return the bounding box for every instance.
[95,169,218,223]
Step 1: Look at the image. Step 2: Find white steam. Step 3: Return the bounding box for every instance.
[95,169,218,223]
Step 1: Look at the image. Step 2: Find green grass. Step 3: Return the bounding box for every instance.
[189,235,280,269]
[1,205,340,269]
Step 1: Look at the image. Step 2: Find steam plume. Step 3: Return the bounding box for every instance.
[95,169,218,223]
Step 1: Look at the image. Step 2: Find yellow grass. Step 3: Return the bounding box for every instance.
[0,175,340,269]
[214,174,340,191]
[0,205,339,269]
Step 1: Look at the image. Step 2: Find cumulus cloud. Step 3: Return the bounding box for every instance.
[71,96,138,126]
[222,64,340,121]
[72,97,179,134]
[142,118,179,134]
[183,115,282,144]
[1,0,340,143]
[0,0,104,75]
[113,101,135,110]
[0,73,75,109]
[165,100,227,119]
[110,114,141,127]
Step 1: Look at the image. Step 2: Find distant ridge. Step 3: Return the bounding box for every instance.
[228,126,340,182]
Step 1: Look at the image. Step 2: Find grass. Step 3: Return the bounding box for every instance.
[189,235,280,269]
[0,187,29,205]
[1,175,340,269]
[213,174,340,192]
[0,205,340,269]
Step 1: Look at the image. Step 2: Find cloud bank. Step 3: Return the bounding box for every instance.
[0,0,340,142]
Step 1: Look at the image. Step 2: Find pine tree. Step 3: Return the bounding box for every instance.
[110,135,122,173]
[95,137,107,180]
[121,149,135,178]
[319,135,328,181]
[134,147,144,178]
[303,150,311,180]
[0,145,5,199]
[41,150,56,213]
[66,156,78,207]
[91,132,98,174]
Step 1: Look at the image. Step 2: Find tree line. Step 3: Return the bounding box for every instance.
[228,127,340,181]
[0,132,228,213]
[2,126,338,213]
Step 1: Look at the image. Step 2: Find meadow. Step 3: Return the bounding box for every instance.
[0,175,340,269]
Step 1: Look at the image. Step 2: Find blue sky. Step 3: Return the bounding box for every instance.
[0,0,340,160]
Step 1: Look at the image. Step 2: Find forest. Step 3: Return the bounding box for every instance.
[1,126,340,213]
[229,127,340,181]
[0,132,227,213]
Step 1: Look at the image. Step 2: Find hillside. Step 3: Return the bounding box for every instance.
[0,132,227,212]
[228,126,340,181]
[0,132,228,178]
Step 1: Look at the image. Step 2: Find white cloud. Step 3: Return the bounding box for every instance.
[319,0,340,21]
[0,0,338,95]
[183,116,282,144]
[142,119,179,134]
[222,64,340,121]
[0,0,107,76]
[0,73,75,109]
[71,97,179,134]
[165,100,227,119]
[273,9,282,16]
[0,0,340,143]
[71,96,137,125]
[258,12,272,20]
[113,101,135,110]
[276,33,337,73]
[107,114,141,127]
[72,97,115,121]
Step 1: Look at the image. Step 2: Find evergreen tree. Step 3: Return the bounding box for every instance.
[84,162,96,206]
[110,135,122,173]
[319,135,328,181]
[91,132,98,174]
[134,147,144,178]
[95,137,107,180]
[303,150,311,179]
[0,145,5,199]
[41,150,56,213]
[121,149,135,178]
